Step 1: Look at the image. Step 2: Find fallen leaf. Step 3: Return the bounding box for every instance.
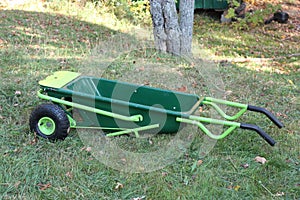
[14,181,21,188]
[241,163,249,169]
[15,91,21,95]
[137,66,145,71]
[162,172,168,177]
[254,156,267,164]
[275,192,284,197]
[224,90,233,96]
[234,185,241,191]
[199,107,203,113]
[176,71,183,76]
[66,171,73,178]
[30,132,38,145]
[81,146,92,152]
[148,139,153,145]
[86,147,92,152]
[80,147,86,151]
[176,85,187,92]
[143,80,150,86]
[285,158,293,163]
[13,148,21,153]
[37,183,52,190]
[192,82,197,88]
[276,112,288,118]
[288,79,295,86]
[197,160,203,166]
[115,182,124,190]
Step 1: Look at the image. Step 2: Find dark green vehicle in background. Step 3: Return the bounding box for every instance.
[132,0,238,10]
[175,0,230,10]
[177,0,245,21]
[193,0,229,10]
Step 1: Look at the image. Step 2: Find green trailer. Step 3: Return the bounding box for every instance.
[194,0,228,10]
[29,71,283,146]
[177,0,230,10]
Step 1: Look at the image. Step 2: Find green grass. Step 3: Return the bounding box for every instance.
[1,1,299,199]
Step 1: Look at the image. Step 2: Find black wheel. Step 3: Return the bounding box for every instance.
[29,103,70,140]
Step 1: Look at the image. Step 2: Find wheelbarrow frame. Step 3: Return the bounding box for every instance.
[30,71,284,146]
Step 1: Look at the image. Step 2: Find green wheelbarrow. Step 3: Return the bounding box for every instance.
[29,71,284,146]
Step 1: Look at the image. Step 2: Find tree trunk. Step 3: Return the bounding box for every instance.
[149,0,167,52]
[149,0,195,56]
[162,0,181,55]
[179,0,194,55]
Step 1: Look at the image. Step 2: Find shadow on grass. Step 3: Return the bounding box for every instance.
[0,9,139,138]
[0,9,137,71]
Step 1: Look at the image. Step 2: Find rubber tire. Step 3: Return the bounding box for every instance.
[29,103,70,140]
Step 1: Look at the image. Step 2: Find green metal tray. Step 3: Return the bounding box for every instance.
[42,73,201,133]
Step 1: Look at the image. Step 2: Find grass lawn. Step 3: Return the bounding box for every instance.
[0,0,299,199]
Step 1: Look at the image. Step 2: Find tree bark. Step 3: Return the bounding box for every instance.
[162,0,181,55]
[149,0,195,56]
[179,0,194,55]
[150,0,167,52]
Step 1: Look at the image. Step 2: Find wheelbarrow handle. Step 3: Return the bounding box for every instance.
[247,105,284,128]
[240,123,276,146]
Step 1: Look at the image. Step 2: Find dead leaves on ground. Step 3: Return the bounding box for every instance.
[233,156,268,170]
[80,146,92,152]
[37,183,52,191]
[176,85,187,92]
[254,156,267,164]
[29,132,38,145]
[241,163,249,169]
[114,182,146,200]
[14,181,21,188]
[227,184,241,191]
[115,182,124,190]
[65,171,73,179]
[197,160,203,166]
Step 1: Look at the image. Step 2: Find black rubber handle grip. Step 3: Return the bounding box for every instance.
[240,123,276,146]
[247,105,284,128]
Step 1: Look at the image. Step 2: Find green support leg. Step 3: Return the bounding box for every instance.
[201,97,248,120]
[176,116,241,140]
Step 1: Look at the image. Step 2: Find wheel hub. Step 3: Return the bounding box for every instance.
[38,117,56,135]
